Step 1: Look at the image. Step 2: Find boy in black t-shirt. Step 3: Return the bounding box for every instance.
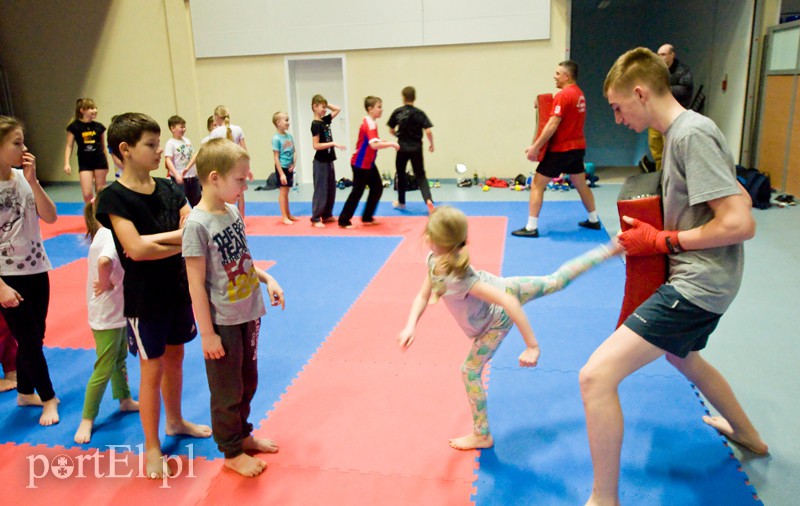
[387,86,435,214]
[309,94,346,228]
[96,113,211,481]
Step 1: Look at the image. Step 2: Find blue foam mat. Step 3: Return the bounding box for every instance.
[472,201,758,505]
[1,235,399,458]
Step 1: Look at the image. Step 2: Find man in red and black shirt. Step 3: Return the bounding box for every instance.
[513,60,600,238]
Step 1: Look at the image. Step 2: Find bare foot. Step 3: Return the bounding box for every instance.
[166,419,212,438]
[0,377,17,392]
[426,201,436,214]
[392,200,406,210]
[74,418,94,444]
[323,217,337,223]
[702,415,769,455]
[145,448,176,479]
[289,215,300,221]
[361,220,379,226]
[281,218,294,225]
[313,221,326,229]
[119,398,140,412]
[449,433,493,450]
[243,436,279,454]
[40,398,60,426]
[17,392,43,406]
[224,453,266,477]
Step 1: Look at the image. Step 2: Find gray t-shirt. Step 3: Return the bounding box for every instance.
[428,253,507,338]
[662,110,743,314]
[182,204,266,325]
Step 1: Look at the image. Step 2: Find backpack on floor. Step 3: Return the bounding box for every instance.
[735,165,772,210]
[394,171,419,191]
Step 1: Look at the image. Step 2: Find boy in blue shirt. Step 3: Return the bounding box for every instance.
[272,111,298,225]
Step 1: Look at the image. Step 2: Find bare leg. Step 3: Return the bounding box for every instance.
[580,326,664,506]
[78,170,96,203]
[162,344,211,438]
[94,169,108,194]
[528,172,551,218]
[278,187,293,224]
[570,172,597,214]
[139,356,169,478]
[666,352,768,455]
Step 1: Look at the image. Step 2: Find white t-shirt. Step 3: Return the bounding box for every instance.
[0,169,52,276]
[164,137,195,178]
[209,124,245,145]
[86,227,125,330]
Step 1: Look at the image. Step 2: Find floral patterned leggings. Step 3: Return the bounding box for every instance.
[461,244,614,435]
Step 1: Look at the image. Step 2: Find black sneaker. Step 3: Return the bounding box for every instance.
[639,155,656,174]
[578,220,601,230]
[511,227,539,238]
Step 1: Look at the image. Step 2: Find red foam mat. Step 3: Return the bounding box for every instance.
[46,259,94,349]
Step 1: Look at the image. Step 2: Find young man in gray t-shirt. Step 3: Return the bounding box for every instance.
[578,47,768,506]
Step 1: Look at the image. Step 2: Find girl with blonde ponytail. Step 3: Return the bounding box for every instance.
[208,105,252,216]
[398,205,620,451]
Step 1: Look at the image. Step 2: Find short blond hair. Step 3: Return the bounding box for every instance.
[195,138,249,182]
[603,47,670,97]
[272,111,287,126]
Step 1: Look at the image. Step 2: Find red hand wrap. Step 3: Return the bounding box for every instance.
[619,218,681,256]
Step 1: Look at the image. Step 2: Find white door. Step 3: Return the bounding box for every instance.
[286,56,349,184]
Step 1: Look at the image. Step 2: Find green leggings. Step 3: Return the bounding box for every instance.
[81,327,132,420]
[461,244,614,435]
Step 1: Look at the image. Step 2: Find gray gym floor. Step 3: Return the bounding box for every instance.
[43,166,798,505]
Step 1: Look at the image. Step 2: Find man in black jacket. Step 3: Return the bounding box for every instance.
[640,44,694,172]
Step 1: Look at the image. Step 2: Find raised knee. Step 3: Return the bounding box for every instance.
[578,364,606,401]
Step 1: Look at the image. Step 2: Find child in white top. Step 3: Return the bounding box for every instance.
[209,106,252,217]
[0,116,59,426]
[74,196,139,444]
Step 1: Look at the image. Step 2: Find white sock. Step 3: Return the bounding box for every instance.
[526,216,538,230]
[588,211,598,223]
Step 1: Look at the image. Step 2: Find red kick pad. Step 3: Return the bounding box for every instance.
[616,173,668,327]
[535,93,554,161]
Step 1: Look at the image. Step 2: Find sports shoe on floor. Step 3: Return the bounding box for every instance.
[511,227,539,238]
[578,219,601,230]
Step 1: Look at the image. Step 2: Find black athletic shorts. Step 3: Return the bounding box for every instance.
[536,149,585,178]
[624,284,722,358]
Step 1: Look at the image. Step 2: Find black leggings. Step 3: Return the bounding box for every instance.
[395,149,433,205]
[0,272,55,401]
[338,165,383,226]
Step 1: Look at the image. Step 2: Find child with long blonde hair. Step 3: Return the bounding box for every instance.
[398,206,619,450]
[74,194,139,444]
[209,106,252,216]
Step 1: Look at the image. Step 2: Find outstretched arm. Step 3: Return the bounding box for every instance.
[398,275,433,349]
[469,281,539,367]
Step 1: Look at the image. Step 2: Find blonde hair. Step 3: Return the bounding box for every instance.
[426,206,470,301]
[603,47,670,98]
[195,138,249,181]
[74,98,97,122]
[213,105,233,141]
[272,111,287,127]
